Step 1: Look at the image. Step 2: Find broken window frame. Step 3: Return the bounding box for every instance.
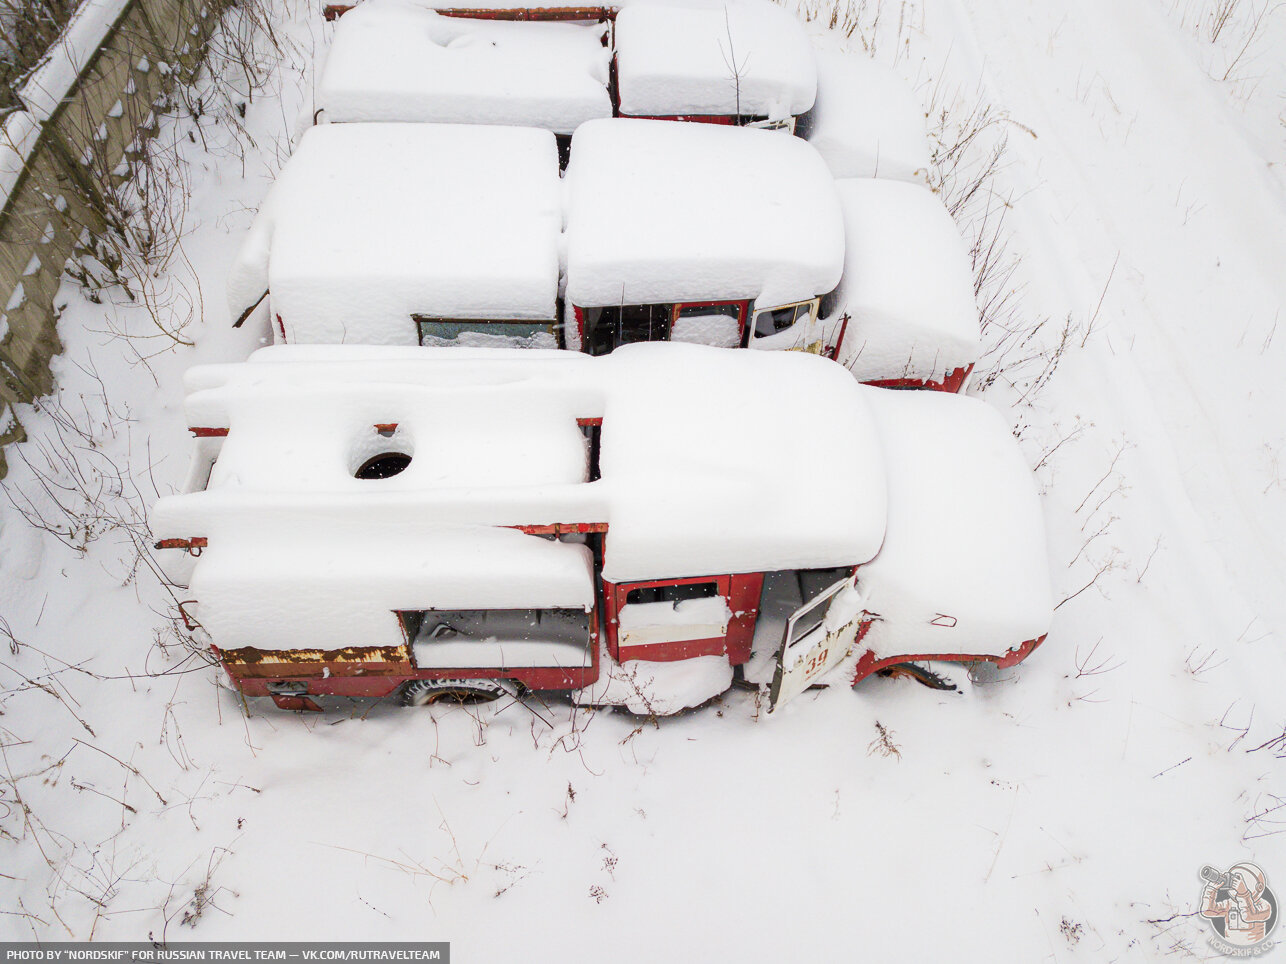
[749,297,821,343]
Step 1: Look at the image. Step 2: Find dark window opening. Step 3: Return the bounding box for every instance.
[355,452,412,480]
[675,303,741,323]
[582,422,602,482]
[626,581,719,605]
[555,133,573,170]
[784,567,851,644]
[788,594,830,644]
[408,608,591,646]
[583,303,673,356]
[397,610,424,641]
[671,302,745,349]
[753,303,810,338]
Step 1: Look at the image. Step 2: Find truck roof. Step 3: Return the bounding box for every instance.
[613,0,816,119]
[563,119,845,309]
[805,48,932,183]
[831,179,982,382]
[316,0,612,133]
[153,344,888,650]
[225,123,563,344]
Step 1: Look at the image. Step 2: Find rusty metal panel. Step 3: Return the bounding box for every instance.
[324,3,616,20]
[509,521,608,535]
[848,632,1048,686]
[220,644,415,679]
[436,6,616,21]
[154,536,207,551]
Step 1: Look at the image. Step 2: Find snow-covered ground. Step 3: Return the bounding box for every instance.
[2,0,1285,957]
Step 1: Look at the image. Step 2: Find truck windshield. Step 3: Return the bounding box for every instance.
[415,317,557,349]
[404,609,593,670]
[752,300,815,339]
[671,303,743,348]
[583,304,672,355]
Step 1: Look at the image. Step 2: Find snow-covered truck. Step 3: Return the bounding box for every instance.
[315,0,935,183]
[151,344,1053,715]
[562,118,845,356]
[226,123,564,342]
[563,118,980,390]
[316,0,818,140]
[227,119,981,389]
[829,178,982,392]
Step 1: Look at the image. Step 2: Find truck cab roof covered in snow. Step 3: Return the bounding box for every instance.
[612,0,816,119]
[316,0,612,133]
[152,344,888,651]
[831,179,981,384]
[563,119,844,309]
[805,48,931,183]
[225,123,563,345]
[857,389,1053,659]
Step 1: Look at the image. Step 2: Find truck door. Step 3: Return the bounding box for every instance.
[768,576,866,712]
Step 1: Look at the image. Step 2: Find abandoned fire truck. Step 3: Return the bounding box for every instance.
[315,0,931,179]
[151,343,1053,715]
[562,118,979,388]
[226,122,563,342]
[829,178,981,392]
[562,118,844,356]
[226,118,981,389]
[317,0,816,137]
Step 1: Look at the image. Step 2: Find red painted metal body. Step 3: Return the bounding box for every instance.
[725,572,764,665]
[233,662,597,697]
[850,630,1047,686]
[863,363,974,394]
[573,304,586,347]
[605,574,730,662]
[220,606,604,705]
[155,537,207,551]
[602,573,761,664]
[189,427,228,438]
[828,313,849,362]
[508,521,608,536]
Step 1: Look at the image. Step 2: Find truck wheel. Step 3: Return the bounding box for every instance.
[875,662,959,691]
[400,678,520,707]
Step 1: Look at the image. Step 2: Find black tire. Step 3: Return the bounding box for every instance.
[399,678,520,707]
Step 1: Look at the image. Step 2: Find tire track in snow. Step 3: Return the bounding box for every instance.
[934,0,1286,647]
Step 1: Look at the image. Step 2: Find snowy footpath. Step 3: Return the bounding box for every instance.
[1,0,1285,958]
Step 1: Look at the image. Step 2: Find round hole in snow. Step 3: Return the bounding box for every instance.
[349,424,414,479]
[355,452,412,480]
